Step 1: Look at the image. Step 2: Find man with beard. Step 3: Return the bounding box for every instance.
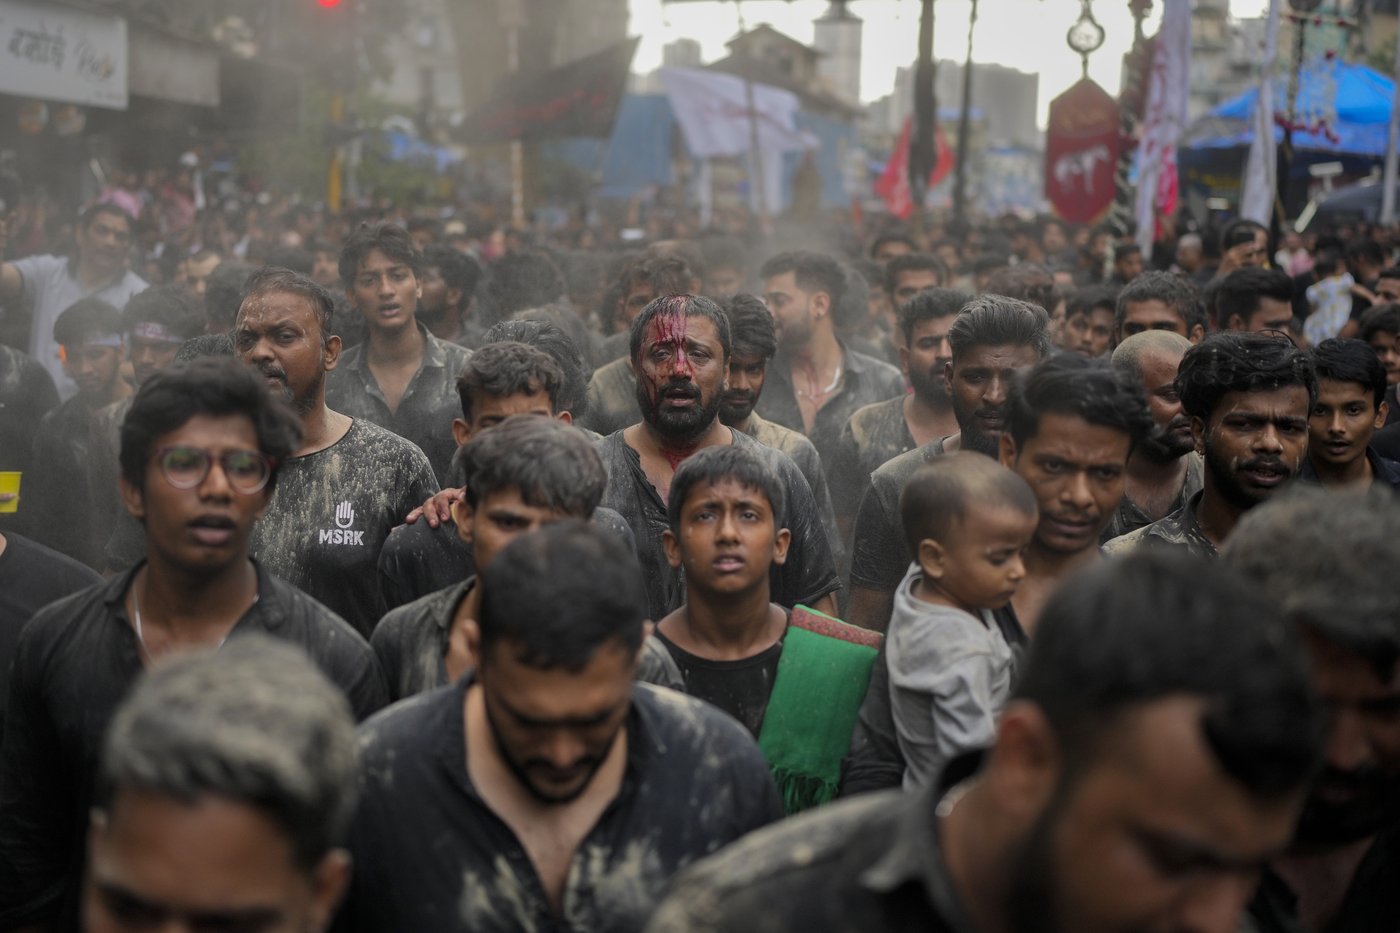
[717,295,843,567]
[1104,330,1204,541]
[339,522,783,932]
[828,290,966,535]
[598,294,841,621]
[846,296,1050,632]
[757,251,904,461]
[1105,332,1314,557]
[646,550,1325,933]
[326,223,472,484]
[1226,489,1400,933]
[419,244,484,348]
[0,202,147,397]
[996,354,1151,634]
[232,267,439,634]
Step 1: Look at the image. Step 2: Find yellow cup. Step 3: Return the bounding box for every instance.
[0,472,20,513]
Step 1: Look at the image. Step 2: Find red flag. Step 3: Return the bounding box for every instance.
[875,117,954,219]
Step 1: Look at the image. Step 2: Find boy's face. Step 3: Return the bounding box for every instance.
[454,487,572,572]
[921,505,1036,615]
[1309,378,1386,470]
[349,248,420,336]
[63,343,123,399]
[1367,331,1400,386]
[663,478,790,599]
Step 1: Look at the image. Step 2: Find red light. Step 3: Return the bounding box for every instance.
[318,0,342,7]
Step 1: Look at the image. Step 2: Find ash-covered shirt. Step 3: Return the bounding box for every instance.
[1102,490,1217,559]
[325,322,473,484]
[597,429,841,621]
[0,561,386,930]
[886,566,1013,791]
[744,413,845,572]
[1100,453,1205,544]
[645,755,983,933]
[582,355,641,437]
[251,418,439,636]
[338,677,784,933]
[826,395,916,530]
[848,438,947,593]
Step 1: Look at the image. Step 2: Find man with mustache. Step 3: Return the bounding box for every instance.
[647,551,1325,933]
[846,296,1051,632]
[598,294,841,621]
[1105,332,1315,557]
[829,289,967,536]
[1104,330,1203,541]
[1226,489,1400,933]
[232,267,439,635]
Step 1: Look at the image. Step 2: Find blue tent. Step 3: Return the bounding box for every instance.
[1184,61,1394,156]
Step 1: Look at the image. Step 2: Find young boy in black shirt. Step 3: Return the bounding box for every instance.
[654,445,879,811]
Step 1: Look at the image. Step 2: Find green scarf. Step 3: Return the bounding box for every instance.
[757,605,882,814]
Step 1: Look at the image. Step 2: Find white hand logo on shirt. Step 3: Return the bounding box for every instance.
[335,501,355,529]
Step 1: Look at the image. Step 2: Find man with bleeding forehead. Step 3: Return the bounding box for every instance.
[596,294,841,622]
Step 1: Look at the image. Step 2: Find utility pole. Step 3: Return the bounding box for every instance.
[909,0,937,233]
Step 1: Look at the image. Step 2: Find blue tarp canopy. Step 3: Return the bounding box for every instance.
[1184,62,1394,156]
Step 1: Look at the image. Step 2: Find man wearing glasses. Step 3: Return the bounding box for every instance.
[0,356,386,932]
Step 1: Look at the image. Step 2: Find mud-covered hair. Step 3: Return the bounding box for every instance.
[338,222,422,287]
[948,294,1052,363]
[722,293,777,361]
[1311,338,1387,409]
[629,294,732,366]
[897,288,971,346]
[1005,353,1152,452]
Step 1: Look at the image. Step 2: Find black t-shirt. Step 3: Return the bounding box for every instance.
[370,577,473,701]
[655,627,784,737]
[337,677,784,933]
[0,561,387,930]
[849,438,946,592]
[597,429,841,621]
[0,533,101,741]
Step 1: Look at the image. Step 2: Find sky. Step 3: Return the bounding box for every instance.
[627,0,1257,126]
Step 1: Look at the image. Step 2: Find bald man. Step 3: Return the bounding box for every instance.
[1104,331,1203,541]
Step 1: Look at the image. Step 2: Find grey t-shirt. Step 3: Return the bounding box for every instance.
[10,255,146,397]
[886,565,1012,791]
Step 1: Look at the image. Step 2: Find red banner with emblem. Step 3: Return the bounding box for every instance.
[1044,78,1119,224]
[875,117,954,220]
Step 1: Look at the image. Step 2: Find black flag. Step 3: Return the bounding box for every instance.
[456,37,640,144]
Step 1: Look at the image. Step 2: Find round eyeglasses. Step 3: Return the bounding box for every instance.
[155,446,274,494]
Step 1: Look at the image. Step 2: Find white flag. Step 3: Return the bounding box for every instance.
[1240,0,1281,225]
[1135,0,1191,254]
[660,67,812,159]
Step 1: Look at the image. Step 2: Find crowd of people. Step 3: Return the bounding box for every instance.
[0,192,1398,933]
